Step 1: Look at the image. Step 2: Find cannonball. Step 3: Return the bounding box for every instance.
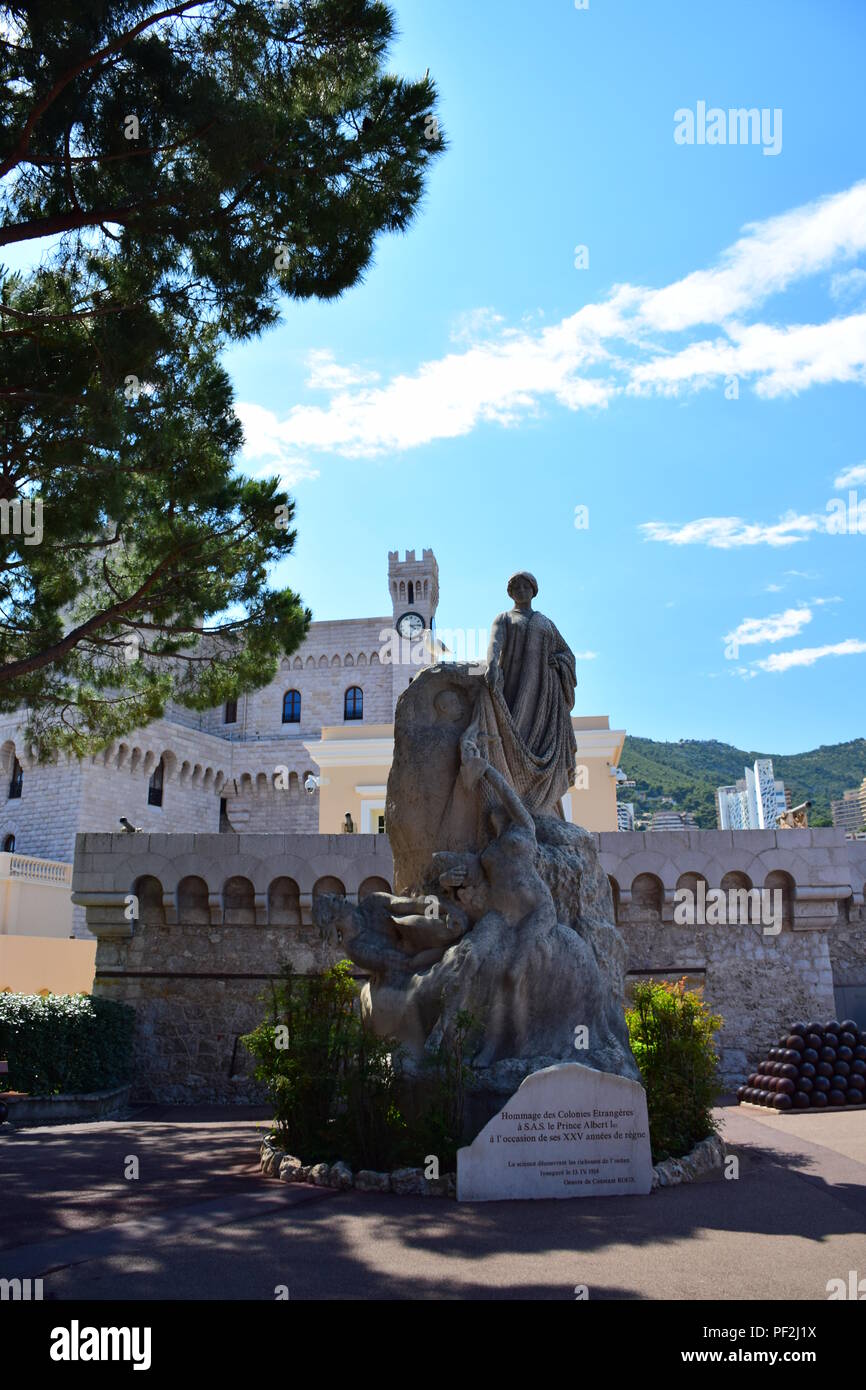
[799,1061,816,1079]
[776,1077,795,1095]
[830,1075,849,1092]
[774,1093,792,1110]
[786,1035,805,1052]
[840,1019,859,1034]
[825,1020,842,1035]
[806,1022,824,1038]
[777,1036,790,1049]
[829,1089,847,1106]
[806,1034,824,1052]
[854,1046,866,1062]
[813,1075,831,1092]
[840,1032,857,1049]
[834,1060,851,1077]
[737,1085,747,1102]
[837,1045,854,1063]
[847,1090,864,1105]
[802,1048,819,1065]
[793,1091,810,1109]
[848,1073,865,1091]
[817,1061,834,1078]
[798,1075,813,1093]
[820,1046,837,1062]
[780,1063,799,1080]
[852,1059,866,1076]
[748,1073,759,1087]
[811,1091,828,1107]
[782,1049,801,1064]
[790,1022,807,1037]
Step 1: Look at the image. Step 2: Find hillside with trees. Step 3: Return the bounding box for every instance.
[619,736,866,828]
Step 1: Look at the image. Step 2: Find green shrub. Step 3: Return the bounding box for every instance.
[242,962,478,1172]
[0,993,135,1096]
[242,960,412,1168]
[626,978,723,1162]
[414,1009,481,1170]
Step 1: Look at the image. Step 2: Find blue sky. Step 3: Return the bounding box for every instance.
[224,0,866,754]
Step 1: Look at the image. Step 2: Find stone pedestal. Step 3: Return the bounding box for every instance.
[457,1062,653,1201]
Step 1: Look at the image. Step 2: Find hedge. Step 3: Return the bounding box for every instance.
[0,993,135,1096]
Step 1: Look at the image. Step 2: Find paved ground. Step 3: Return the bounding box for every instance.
[2,1099,865,1300]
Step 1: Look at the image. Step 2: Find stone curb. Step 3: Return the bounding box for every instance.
[259,1137,456,1197]
[262,1132,727,1197]
[651,1132,726,1190]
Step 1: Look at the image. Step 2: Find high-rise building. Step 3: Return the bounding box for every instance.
[616,801,635,832]
[650,809,699,832]
[832,779,866,833]
[716,758,788,829]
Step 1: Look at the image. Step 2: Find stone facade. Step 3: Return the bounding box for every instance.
[73,828,866,1098]
[0,549,437,933]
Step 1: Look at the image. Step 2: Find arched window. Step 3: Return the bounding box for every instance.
[224,698,238,724]
[408,580,414,604]
[8,757,23,800]
[282,690,301,723]
[2,834,14,852]
[147,757,164,807]
[344,686,363,721]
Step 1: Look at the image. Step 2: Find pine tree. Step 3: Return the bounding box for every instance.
[0,0,443,752]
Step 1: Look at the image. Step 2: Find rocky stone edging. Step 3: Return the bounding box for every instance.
[260,1136,456,1196]
[261,1131,727,1196]
[651,1133,726,1189]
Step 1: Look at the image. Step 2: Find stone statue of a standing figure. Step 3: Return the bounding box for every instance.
[474,570,577,818]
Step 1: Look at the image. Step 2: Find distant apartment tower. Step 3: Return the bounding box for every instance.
[617,801,635,832]
[650,809,699,832]
[832,779,866,833]
[716,758,788,829]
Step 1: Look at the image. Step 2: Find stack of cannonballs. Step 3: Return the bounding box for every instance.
[737,1020,866,1111]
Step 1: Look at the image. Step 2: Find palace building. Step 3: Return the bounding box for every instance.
[0,548,624,936]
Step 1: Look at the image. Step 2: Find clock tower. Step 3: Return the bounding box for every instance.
[388,548,439,638]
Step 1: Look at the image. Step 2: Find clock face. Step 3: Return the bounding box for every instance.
[397,610,424,639]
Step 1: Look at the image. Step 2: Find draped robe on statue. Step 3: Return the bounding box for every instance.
[470,608,577,821]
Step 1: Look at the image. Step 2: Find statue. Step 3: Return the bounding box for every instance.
[483,570,577,816]
[315,570,638,1130]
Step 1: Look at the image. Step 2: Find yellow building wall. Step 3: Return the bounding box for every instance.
[309,716,625,835]
[0,935,96,995]
[566,716,626,832]
[308,724,394,836]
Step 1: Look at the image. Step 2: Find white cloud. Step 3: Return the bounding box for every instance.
[635,182,866,332]
[640,513,824,549]
[305,349,380,391]
[834,461,866,487]
[765,583,783,592]
[754,638,866,672]
[573,650,598,661]
[235,401,319,486]
[725,608,813,647]
[236,180,866,466]
[830,267,866,307]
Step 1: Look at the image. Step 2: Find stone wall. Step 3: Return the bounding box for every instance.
[72,828,866,1098]
[75,833,393,1102]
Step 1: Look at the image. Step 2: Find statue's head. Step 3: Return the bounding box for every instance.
[507,571,538,604]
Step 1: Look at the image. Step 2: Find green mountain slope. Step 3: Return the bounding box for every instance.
[618,736,866,829]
